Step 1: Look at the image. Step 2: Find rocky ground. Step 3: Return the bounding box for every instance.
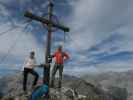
[81,70,133,100]
[0,72,129,100]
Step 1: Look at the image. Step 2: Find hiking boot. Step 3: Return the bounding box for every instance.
[58,82,62,89]
[58,85,61,89]
[50,83,55,88]
[23,91,28,95]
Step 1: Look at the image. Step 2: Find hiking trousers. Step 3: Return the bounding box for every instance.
[23,68,39,91]
[51,63,64,88]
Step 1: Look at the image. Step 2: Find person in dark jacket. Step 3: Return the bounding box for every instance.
[30,84,48,100]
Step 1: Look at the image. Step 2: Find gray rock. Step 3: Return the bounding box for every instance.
[108,86,128,100]
[0,73,127,100]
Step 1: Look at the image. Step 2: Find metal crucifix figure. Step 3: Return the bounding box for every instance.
[24,0,69,98]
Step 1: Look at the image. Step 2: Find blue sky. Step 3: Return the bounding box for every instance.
[0,0,133,76]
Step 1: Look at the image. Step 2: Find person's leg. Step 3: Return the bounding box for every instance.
[30,69,39,87]
[51,63,58,87]
[58,64,64,88]
[23,68,29,91]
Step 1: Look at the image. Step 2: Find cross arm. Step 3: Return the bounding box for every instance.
[24,11,70,32]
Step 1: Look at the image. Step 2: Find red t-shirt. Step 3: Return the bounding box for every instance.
[52,51,69,64]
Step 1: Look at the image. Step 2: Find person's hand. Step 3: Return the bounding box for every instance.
[38,64,44,67]
[40,64,44,67]
[64,57,68,61]
[48,56,52,63]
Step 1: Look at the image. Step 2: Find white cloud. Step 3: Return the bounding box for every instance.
[68,0,133,51]
[64,60,133,76]
[0,22,44,65]
[62,0,133,74]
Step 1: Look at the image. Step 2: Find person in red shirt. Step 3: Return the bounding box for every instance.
[51,45,69,88]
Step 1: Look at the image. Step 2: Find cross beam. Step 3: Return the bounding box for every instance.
[24,11,69,32]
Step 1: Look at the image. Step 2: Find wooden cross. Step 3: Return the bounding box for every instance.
[24,0,70,98]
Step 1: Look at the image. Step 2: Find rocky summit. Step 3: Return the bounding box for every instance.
[0,73,128,100]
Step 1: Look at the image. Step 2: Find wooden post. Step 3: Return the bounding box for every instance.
[43,1,53,96]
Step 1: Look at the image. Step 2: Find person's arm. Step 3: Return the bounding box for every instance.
[34,58,42,67]
[64,52,69,60]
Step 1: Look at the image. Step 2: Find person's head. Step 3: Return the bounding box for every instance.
[30,51,35,59]
[57,45,63,52]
